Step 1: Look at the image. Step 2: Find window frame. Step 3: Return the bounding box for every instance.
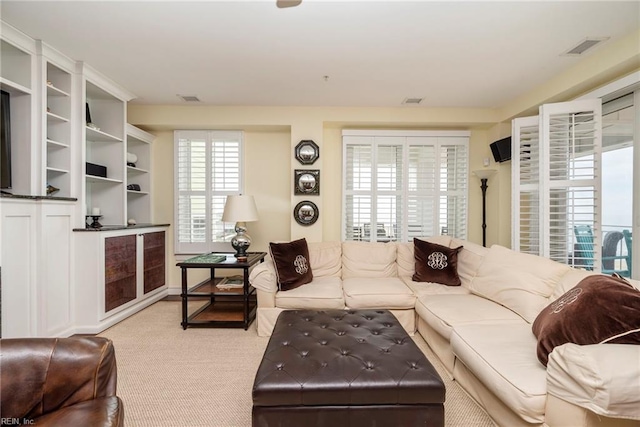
[173,130,244,255]
[341,129,470,242]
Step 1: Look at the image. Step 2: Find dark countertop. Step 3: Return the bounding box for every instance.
[1,192,77,202]
[73,223,170,232]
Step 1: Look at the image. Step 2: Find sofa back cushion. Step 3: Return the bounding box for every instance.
[397,235,452,277]
[308,241,342,278]
[469,245,571,323]
[342,241,397,279]
[450,237,488,289]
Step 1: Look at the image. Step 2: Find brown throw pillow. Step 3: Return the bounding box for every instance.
[412,238,463,286]
[269,238,313,291]
[532,274,640,366]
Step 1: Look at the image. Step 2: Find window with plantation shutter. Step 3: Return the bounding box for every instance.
[174,130,243,254]
[512,99,602,270]
[343,130,469,242]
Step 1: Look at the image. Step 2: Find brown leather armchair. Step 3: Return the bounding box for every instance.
[1,336,124,426]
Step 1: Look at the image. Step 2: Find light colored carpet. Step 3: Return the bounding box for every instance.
[99,301,494,427]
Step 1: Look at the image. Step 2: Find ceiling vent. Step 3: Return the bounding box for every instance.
[177,94,201,102]
[402,97,423,105]
[562,37,609,56]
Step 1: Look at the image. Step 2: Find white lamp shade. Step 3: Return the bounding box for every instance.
[222,195,259,222]
[473,169,497,180]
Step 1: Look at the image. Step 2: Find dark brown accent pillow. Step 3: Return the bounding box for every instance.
[269,238,313,291]
[532,274,640,366]
[412,238,463,286]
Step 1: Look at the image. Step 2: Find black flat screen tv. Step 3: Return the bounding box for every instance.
[0,90,11,190]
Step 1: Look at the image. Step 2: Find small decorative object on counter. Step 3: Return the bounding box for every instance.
[46,184,59,195]
[127,218,137,226]
[86,215,103,229]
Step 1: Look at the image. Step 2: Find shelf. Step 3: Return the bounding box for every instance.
[46,83,70,97]
[127,166,149,175]
[46,139,69,149]
[47,112,69,123]
[47,166,69,174]
[86,175,122,184]
[0,77,31,95]
[86,126,122,143]
[127,190,149,195]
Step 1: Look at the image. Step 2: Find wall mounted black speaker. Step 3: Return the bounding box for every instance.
[490,136,511,163]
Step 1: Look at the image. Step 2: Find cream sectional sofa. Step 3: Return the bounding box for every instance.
[249,237,640,427]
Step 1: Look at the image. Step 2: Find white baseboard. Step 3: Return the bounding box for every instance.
[72,289,169,335]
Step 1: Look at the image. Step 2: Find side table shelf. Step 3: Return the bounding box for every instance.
[177,252,266,330]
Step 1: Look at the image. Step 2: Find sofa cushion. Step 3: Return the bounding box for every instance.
[397,236,453,277]
[269,238,313,291]
[469,245,571,323]
[343,277,415,309]
[308,241,342,278]
[413,238,462,286]
[547,343,640,420]
[403,278,471,298]
[415,294,523,340]
[451,323,547,424]
[275,276,345,310]
[342,241,397,279]
[532,274,640,366]
[450,238,488,289]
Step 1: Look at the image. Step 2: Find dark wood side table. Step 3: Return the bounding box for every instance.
[177,252,266,330]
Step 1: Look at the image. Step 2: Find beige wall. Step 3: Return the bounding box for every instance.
[130,29,639,290]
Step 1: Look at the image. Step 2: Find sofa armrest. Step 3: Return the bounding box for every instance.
[249,260,278,293]
[0,337,118,421]
[546,343,640,421]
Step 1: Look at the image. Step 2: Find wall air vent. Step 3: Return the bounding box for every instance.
[402,97,423,105]
[562,37,609,56]
[177,95,201,102]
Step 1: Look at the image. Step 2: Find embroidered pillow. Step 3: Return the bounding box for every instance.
[532,274,640,366]
[412,238,463,286]
[269,238,313,291]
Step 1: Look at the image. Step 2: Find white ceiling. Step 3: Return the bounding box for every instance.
[2,1,639,108]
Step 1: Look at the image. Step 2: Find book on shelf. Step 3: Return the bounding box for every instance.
[216,275,245,290]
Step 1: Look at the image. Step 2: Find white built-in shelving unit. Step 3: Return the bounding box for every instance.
[126,123,154,223]
[79,63,134,227]
[1,21,164,338]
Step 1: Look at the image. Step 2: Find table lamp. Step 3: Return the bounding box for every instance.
[222,195,259,261]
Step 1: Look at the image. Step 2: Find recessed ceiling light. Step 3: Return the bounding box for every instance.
[177,94,201,102]
[561,37,609,56]
[402,97,423,105]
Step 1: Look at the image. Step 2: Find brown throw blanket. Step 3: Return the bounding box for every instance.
[532,274,640,366]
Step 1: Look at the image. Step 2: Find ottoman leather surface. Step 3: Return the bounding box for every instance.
[252,309,445,407]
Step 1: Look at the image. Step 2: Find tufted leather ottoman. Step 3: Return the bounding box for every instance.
[252,309,445,427]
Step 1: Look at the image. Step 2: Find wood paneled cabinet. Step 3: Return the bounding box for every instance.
[75,227,168,333]
[143,231,165,294]
[104,234,137,312]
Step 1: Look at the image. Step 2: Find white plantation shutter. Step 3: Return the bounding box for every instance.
[541,100,602,267]
[407,142,437,239]
[512,116,541,255]
[174,130,243,254]
[438,141,468,238]
[343,130,469,242]
[512,99,602,269]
